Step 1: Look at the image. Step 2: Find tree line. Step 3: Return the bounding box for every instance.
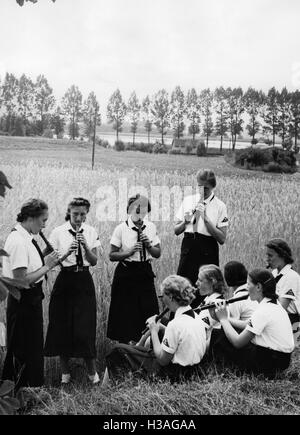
[0,72,300,151]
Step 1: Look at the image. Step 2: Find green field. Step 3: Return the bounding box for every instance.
[0,136,299,415]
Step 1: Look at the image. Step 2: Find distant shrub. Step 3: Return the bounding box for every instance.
[153,142,168,154]
[234,146,297,173]
[264,138,273,146]
[196,141,206,157]
[251,138,258,145]
[114,140,125,151]
[125,142,137,151]
[185,144,193,154]
[168,148,181,155]
[263,162,296,174]
[42,128,53,139]
[96,137,110,148]
[138,142,153,153]
[57,132,64,139]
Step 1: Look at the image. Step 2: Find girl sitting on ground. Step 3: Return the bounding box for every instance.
[103,275,207,384]
[213,268,294,378]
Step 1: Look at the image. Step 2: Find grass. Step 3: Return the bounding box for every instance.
[0,136,299,415]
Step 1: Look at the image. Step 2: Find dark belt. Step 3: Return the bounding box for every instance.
[62,265,89,273]
[122,260,151,267]
[184,232,213,240]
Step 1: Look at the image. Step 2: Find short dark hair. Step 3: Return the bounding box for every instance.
[196,169,216,188]
[16,198,48,222]
[126,194,151,214]
[65,197,91,221]
[266,238,294,264]
[224,261,248,287]
[248,268,278,303]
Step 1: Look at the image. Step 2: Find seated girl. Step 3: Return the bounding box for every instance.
[213,268,295,378]
[195,264,227,350]
[224,261,258,330]
[104,275,207,383]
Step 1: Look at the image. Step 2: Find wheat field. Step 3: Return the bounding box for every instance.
[0,138,300,414]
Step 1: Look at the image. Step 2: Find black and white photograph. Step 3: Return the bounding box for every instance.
[0,0,299,419]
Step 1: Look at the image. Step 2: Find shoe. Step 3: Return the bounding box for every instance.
[61,373,71,385]
[88,372,100,385]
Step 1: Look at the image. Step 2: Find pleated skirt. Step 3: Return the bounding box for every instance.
[2,283,44,388]
[107,261,159,343]
[44,269,96,358]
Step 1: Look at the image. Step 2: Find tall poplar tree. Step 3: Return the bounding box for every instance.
[107,89,127,142]
[186,88,201,141]
[127,91,140,145]
[170,86,186,139]
[142,95,153,144]
[151,89,170,145]
[62,85,82,140]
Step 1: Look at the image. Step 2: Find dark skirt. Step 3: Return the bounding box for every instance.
[2,283,44,389]
[211,328,292,378]
[44,269,96,358]
[177,232,219,307]
[107,261,159,343]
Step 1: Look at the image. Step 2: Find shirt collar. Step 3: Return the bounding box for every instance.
[174,305,192,319]
[274,264,292,276]
[127,216,147,229]
[234,284,248,295]
[65,221,85,232]
[260,297,272,305]
[203,191,215,205]
[15,222,33,241]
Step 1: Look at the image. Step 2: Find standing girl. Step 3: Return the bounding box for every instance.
[2,199,59,388]
[44,197,101,385]
[107,194,161,344]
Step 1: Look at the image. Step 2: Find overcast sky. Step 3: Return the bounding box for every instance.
[1,0,300,109]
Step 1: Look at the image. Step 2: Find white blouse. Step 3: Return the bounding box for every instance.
[110,217,160,262]
[49,221,101,267]
[176,192,228,236]
[2,223,44,283]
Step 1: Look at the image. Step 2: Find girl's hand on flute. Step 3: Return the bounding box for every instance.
[184,210,193,224]
[66,240,79,255]
[146,315,160,333]
[139,233,151,248]
[126,242,143,257]
[44,251,60,270]
[214,300,229,321]
[76,233,88,250]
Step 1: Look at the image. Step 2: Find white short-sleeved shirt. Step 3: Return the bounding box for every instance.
[176,192,228,236]
[161,305,207,366]
[272,265,300,315]
[246,298,295,353]
[49,221,101,267]
[198,292,224,330]
[110,216,160,262]
[2,223,44,283]
[229,286,258,321]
